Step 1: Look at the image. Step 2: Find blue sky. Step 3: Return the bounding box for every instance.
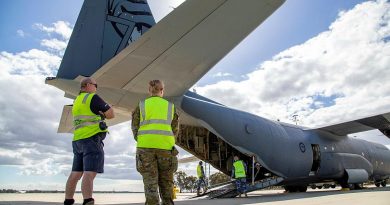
[1,0,390,191]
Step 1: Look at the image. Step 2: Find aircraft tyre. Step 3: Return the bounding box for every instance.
[331,184,336,189]
[298,186,307,192]
[284,185,307,193]
[381,181,386,187]
[375,182,381,187]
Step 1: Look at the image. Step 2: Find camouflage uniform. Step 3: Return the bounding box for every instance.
[132,105,179,205]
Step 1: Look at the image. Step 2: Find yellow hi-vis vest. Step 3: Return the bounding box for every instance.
[233,160,246,179]
[197,165,204,178]
[72,93,107,141]
[137,97,175,150]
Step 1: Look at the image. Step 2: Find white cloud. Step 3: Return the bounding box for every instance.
[16,29,26,38]
[212,72,233,78]
[34,21,73,40]
[195,0,390,137]
[41,38,67,52]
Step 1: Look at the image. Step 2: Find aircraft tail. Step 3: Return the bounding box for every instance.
[56,0,155,80]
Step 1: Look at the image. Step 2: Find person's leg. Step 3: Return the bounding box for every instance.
[157,149,178,205]
[137,148,159,205]
[82,134,105,204]
[65,172,83,199]
[81,171,97,199]
[65,141,83,204]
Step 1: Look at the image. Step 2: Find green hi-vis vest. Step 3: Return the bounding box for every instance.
[233,160,246,179]
[137,97,175,150]
[72,93,106,141]
[197,165,204,178]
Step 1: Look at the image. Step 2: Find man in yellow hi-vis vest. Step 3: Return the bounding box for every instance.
[196,161,207,195]
[64,77,115,205]
[231,155,248,197]
[132,80,179,205]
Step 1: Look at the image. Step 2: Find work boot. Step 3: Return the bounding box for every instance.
[244,192,248,197]
[83,198,94,205]
[64,199,74,205]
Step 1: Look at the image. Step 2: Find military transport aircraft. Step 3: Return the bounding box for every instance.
[46,0,390,197]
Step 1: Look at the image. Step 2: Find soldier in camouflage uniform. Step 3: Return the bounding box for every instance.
[132,80,179,205]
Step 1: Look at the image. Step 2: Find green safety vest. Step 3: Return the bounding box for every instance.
[137,97,175,150]
[197,165,204,178]
[233,160,246,179]
[72,93,107,141]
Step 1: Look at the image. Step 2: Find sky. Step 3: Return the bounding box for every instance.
[0,0,390,191]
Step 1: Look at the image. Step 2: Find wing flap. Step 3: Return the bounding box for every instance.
[314,112,390,136]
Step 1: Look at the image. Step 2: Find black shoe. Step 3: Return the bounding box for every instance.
[83,198,94,205]
[64,199,75,205]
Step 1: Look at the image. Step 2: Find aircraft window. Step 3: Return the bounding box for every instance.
[324,146,327,150]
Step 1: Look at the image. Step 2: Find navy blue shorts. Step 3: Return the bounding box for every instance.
[72,133,105,173]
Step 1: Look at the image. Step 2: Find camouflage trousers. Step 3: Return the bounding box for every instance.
[136,148,178,205]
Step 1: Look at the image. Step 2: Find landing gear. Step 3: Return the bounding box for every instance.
[284,185,307,193]
[374,180,387,188]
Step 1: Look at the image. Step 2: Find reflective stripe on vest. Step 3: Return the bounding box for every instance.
[197,165,203,177]
[233,160,246,178]
[137,97,175,150]
[72,93,106,141]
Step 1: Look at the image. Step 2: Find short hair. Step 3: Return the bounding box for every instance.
[80,77,94,88]
[149,80,164,95]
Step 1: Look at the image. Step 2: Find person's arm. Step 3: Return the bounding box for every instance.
[91,94,115,119]
[103,107,114,119]
[171,109,179,136]
[131,106,140,141]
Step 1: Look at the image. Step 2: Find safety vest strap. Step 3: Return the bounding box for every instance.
[139,119,172,126]
[137,130,173,136]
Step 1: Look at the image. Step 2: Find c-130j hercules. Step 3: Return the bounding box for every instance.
[46,0,390,197]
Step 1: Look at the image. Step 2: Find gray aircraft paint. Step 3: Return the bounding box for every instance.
[180,91,390,184]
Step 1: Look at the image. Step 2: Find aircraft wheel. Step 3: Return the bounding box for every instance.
[375,182,381,187]
[381,181,386,187]
[298,186,307,192]
[284,186,299,193]
[331,185,336,189]
[311,185,316,189]
[354,183,363,190]
[317,186,323,189]
[348,184,356,190]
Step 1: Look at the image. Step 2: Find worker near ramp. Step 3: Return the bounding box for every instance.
[64,77,115,205]
[196,161,207,195]
[132,80,179,205]
[231,155,248,197]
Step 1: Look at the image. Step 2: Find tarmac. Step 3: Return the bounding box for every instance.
[0,186,389,205]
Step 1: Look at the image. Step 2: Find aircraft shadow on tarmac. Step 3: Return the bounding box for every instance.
[0,187,388,205]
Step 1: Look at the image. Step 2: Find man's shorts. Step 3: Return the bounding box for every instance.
[71,133,105,173]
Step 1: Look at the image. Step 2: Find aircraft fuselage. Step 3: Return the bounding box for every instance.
[180,92,390,186]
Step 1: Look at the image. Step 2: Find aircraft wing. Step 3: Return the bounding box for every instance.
[92,0,285,97]
[314,112,390,136]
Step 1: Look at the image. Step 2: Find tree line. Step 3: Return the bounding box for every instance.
[174,171,230,193]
